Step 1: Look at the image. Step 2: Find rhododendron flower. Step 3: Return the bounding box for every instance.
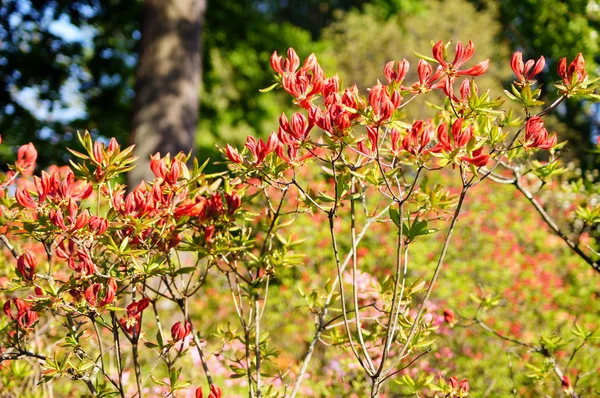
[89,216,109,235]
[120,298,150,335]
[171,321,191,342]
[410,59,445,93]
[461,148,490,167]
[278,112,313,144]
[16,143,37,174]
[204,224,216,243]
[368,83,400,125]
[432,40,489,77]
[523,117,557,150]
[85,278,117,307]
[271,48,325,108]
[557,53,586,86]
[225,144,243,164]
[16,251,37,281]
[401,120,437,156]
[448,376,470,396]
[15,188,37,209]
[270,48,300,75]
[195,384,222,398]
[562,375,573,394]
[443,79,478,105]
[17,309,39,330]
[245,133,278,165]
[443,308,455,324]
[511,51,545,85]
[384,59,409,85]
[322,75,340,99]
[224,192,241,214]
[436,118,473,152]
[3,298,28,320]
[313,85,364,137]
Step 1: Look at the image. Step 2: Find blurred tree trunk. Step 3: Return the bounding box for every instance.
[129,0,206,186]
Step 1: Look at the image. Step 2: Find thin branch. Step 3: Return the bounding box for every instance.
[384,185,469,378]
[513,177,600,274]
[289,206,391,397]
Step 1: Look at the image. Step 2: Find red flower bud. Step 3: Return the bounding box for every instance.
[562,375,573,393]
[523,117,556,150]
[171,321,191,342]
[511,51,545,84]
[209,384,222,398]
[15,189,36,209]
[16,251,37,281]
[205,225,216,243]
[384,59,409,84]
[85,284,102,307]
[89,216,109,235]
[443,308,455,324]
[225,192,241,215]
[93,141,104,164]
[16,143,37,174]
[107,137,119,154]
[558,53,587,86]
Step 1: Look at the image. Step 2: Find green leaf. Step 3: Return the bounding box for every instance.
[259,82,279,93]
[412,51,437,63]
[389,206,400,228]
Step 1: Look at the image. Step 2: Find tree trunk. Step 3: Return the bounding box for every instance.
[129,0,206,186]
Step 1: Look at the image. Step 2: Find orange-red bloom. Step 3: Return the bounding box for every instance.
[557,53,586,86]
[511,51,545,84]
[523,117,557,150]
[171,321,191,342]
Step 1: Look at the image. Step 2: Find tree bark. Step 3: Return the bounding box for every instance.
[129,0,206,186]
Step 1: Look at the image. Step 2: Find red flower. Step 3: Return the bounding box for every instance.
[16,143,37,174]
[224,192,241,215]
[120,298,150,335]
[195,385,222,398]
[450,118,473,149]
[384,59,409,85]
[562,375,573,394]
[270,48,300,75]
[271,48,325,108]
[511,51,545,84]
[523,117,557,150]
[244,133,278,165]
[16,251,37,281]
[443,308,455,324]
[204,225,216,243]
[225,144,243,164]
[401,120,436,156]
[448,376,470,395]
[89,216,109,235]
[368,83,398,125]
[85,278,117,307]
[15,188,37,209]
[3,298,28,320]
[432,40,489,77]
[278,112,313,144]
[171,321,192,342]
[461,148,490,167]
[410,59,445,94]
[17,309,39,330]
[557,53,587,86]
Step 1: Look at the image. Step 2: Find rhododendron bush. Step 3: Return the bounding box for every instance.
[1,40,600,397]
